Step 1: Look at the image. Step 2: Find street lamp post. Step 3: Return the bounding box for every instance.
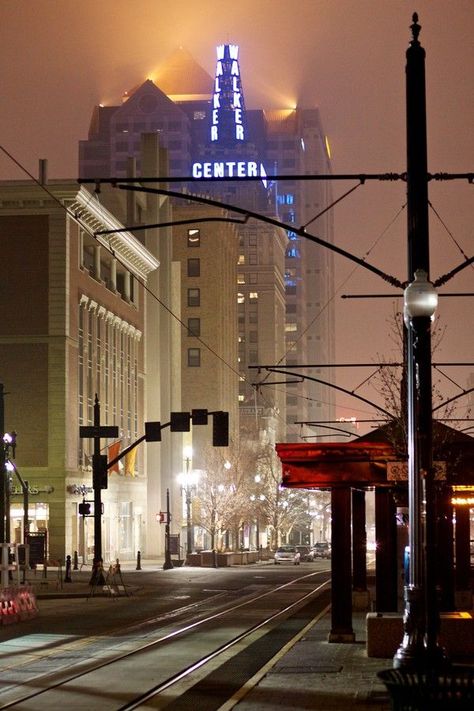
[394,14,446,669]
[178,447,199,556]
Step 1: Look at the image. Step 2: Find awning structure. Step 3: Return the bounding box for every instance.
[276,421,474,490]
[276,441,398,489]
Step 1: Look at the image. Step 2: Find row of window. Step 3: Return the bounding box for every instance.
[78,298,140,466]
[187,228,201,367]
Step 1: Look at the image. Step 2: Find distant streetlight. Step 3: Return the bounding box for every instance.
[177,447,199,555]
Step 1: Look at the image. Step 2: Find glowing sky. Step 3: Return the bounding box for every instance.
[1,0,473,428]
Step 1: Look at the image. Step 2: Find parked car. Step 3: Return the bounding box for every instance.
[274,546,301,565]
[296,545,314,562]
[312,541,331,559]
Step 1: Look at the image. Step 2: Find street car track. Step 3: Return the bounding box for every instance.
[0,569,330,710]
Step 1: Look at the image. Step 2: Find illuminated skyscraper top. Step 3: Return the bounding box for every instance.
[210,44,247,145]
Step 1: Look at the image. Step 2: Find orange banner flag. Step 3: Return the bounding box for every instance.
[107,441,121,474]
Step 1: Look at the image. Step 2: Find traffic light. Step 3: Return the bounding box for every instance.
[212,411,229,447]
[192,409,208,425]
[145,421,162,442]
[79,502,91,516]
[93,454,108,489]
[170,412,191,432]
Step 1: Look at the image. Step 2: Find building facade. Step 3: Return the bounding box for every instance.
[0,176,161,562]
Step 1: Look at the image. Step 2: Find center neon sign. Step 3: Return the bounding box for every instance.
[191,160,268,187]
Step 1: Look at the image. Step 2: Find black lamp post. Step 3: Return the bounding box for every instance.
[178,447,198,556]
[394,14,446,669]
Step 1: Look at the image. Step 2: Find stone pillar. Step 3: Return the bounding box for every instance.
[329,487,355,642]
[94,245,101,281]
[375,488,398,612]
[110,259,117,292]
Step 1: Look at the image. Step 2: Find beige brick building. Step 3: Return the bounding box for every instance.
[0,177,160,562]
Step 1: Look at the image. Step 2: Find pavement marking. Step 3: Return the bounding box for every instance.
[216,603,331,711]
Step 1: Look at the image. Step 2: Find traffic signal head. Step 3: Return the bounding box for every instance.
[170,412,191,432]
[192,409,208,426]
[212,411,229,447]
[145,421,162,442]
[93,453,108,489]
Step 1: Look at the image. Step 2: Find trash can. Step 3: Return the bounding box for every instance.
[378,666,474,710]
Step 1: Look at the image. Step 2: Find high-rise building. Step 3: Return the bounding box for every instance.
[79,43,335,444]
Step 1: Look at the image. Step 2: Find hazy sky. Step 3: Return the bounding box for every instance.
[1,0,473,429]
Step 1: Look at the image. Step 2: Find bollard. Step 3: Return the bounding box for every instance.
[73,550,79,571]
[136,551,142,570]
[64,555,72,583]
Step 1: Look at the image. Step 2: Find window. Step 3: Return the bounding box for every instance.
[249,331,258,343]
[187,229,200,247]
[194,110,206,120]
[249,292,258,300]
[238,254,245,265]
[249,273,258,284]
[187,258,200,277]
[237,273,245,284]
[188,348,201,367]
[237,293,245,304]
[188,288,200,306]
[187,318,200,337]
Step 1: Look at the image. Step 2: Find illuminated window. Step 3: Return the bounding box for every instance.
[238,394,245,402]
[249,292,258,300]
[237,273,245,284]
[238,254,245,265]
[188,288,200,306]
[188,348,201,367]
[237,293,245,304]
[285,323,297,332]
[187,229,200,247]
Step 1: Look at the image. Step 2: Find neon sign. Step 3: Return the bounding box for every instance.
[191,160,268,187]
[211,44,246,144]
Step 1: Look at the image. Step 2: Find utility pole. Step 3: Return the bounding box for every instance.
[163,488,173,570]
[79,394,118,585]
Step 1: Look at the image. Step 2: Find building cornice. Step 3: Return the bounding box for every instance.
[0,181,160,280]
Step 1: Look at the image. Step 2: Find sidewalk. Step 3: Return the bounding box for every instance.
[229,610,392,710]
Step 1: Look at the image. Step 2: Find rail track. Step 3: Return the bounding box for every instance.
[0,568,331,710]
